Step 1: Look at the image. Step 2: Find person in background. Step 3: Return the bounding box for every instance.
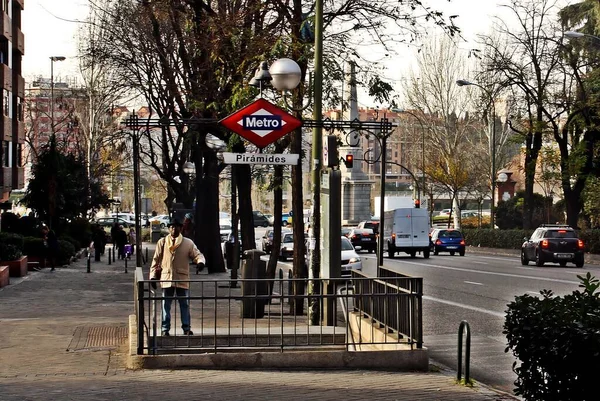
[128,227,136,255]
[115,225,128,260]
[182,213,195,239]
[41,224,59,271]
[149,218,205,336]
[91,224,106,262]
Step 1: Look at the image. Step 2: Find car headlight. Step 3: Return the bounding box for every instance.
[349,257,360,263]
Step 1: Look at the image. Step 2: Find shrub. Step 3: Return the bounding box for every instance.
[0,243,23,261]
[0,232,25,252]
[64,218,92,249]
[23,236,47,257]
[504,273,600,400]
[59,235,82,252]
[462,228,533,249]
[56,240,76,266]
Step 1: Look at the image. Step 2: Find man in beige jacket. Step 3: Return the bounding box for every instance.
[150,218,205,336]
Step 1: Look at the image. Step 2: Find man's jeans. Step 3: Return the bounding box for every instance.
[161,287,190,332]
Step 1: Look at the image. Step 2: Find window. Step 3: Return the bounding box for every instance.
[3,89,9,117]
[17,97,23,121]
[2,141,8,167]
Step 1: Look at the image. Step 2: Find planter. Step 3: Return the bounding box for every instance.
[0,266,9,287]
[1,256,28,277]
[27,255,46,269]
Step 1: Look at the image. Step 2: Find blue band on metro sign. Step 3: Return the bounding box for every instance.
[219,98,302,148]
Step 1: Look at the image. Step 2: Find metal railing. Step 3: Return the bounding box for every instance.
[133,267,423,355]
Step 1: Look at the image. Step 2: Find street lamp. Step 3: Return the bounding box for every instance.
[456,79,497,229]
[49,56,66,136]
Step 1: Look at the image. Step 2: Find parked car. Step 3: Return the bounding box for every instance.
[279,232,295,261]
[149,215,170,228]
[430,229,465,256]
[220,218,232,242]
[347,228,377,253]
[282,213,292,226]
[263,213,275,226]
[341,236,362,277]
[94,217,131,242]
[252,211,270,227]
[262,228,291,254]
[521,225,584,267]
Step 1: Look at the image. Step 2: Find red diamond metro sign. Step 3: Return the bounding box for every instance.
[219,98,302,148]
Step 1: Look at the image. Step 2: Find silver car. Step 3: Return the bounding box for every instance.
[341,236,362,276]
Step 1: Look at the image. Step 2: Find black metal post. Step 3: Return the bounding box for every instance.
[125,257,128,274]
[86,254,91,273]
[131,118,143,267]
[378,134,387,267]
[108,248,112,265]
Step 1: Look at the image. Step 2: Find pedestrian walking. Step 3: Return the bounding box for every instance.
[182,213,195,239]
[41,224,59,271]
[115,225,128,260]
[128,227,136,255]
[149,218,205,336]
[91,224,106,262]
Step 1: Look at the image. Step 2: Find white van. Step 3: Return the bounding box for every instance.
[383,208,430,258]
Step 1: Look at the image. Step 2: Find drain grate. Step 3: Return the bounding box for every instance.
[68,325,128,351]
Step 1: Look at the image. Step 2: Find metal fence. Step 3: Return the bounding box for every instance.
[134,267,423,355]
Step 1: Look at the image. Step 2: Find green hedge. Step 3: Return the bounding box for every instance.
[462,228,600,254]
[57,240,76,266]
[23,236,47,258]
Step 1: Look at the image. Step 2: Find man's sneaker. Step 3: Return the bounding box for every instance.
[183,330,194,335]
[161,331,170,336]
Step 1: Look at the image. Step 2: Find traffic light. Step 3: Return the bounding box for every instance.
[344,154,354,168]
[414,199,421,208]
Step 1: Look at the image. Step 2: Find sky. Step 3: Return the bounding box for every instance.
[20,0,571,105]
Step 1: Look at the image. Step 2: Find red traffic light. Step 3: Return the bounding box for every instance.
[344,154,354,168]
[414,199,421,208]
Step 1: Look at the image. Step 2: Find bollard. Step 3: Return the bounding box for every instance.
[108,248,112,265]
[145,247,149,264]
[457,320,471,385]
[124,257,128,273]
[87,254,91,273]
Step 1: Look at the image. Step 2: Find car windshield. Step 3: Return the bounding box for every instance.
[341,237,354,251]
[545,230,577,238]
[283,234,293,243]
[439,230,462,238]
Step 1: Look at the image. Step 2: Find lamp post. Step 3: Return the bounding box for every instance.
[49,56,66,136]
[457,79,497,229]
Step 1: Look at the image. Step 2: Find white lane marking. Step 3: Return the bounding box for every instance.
[464,281,483,286]
[527,291,540,295]
[472,261,488,265]
[469,255,519,262]
[565,270,583,274]
[399,260,579,285]
[423,295,505,318]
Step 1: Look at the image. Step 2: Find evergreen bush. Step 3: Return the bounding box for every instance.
[504,273,600,400]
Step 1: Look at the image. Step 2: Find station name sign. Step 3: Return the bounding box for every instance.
[222,152,299,165]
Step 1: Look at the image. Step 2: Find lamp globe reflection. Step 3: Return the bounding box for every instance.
[269,58,302,91]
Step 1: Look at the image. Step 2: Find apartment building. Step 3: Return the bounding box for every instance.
[0,0,25,203]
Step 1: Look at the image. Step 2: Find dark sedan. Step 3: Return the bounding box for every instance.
[347,228,377,253]
[430,229,465,256]
[521,225,584,267]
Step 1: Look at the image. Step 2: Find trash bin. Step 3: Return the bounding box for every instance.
[240,249,267,318]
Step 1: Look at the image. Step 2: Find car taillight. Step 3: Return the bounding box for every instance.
[352,235,358,240]
[391,233,396,240]
[460,239,465,245]
[436,239,442,245]
[578,239,584,249]
[541,239,549,249]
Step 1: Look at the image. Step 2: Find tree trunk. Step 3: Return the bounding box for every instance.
[233,141,255,252]
[198,151,225,273]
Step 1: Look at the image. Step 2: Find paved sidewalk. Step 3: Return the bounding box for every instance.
[0,244,517,400]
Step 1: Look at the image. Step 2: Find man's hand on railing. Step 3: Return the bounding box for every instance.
[196,262,205,275]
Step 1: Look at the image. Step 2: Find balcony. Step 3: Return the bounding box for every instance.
[0,64,13,92]
[16,75,24,98]
[2,167,11,192]
[2,116,11,141]
[14,28,24,55]
[15,120,24,142]
[0,13,11,41]
[14,166,24,189]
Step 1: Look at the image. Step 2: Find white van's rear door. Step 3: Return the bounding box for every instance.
[411,210,430,247]
[393,210,414,247]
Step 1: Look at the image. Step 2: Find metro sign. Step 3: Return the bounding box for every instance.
[219,98,302,148]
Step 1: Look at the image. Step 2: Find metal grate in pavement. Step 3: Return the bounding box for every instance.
[67,325,128,351]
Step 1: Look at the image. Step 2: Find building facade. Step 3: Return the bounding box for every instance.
[0,0,25,204]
